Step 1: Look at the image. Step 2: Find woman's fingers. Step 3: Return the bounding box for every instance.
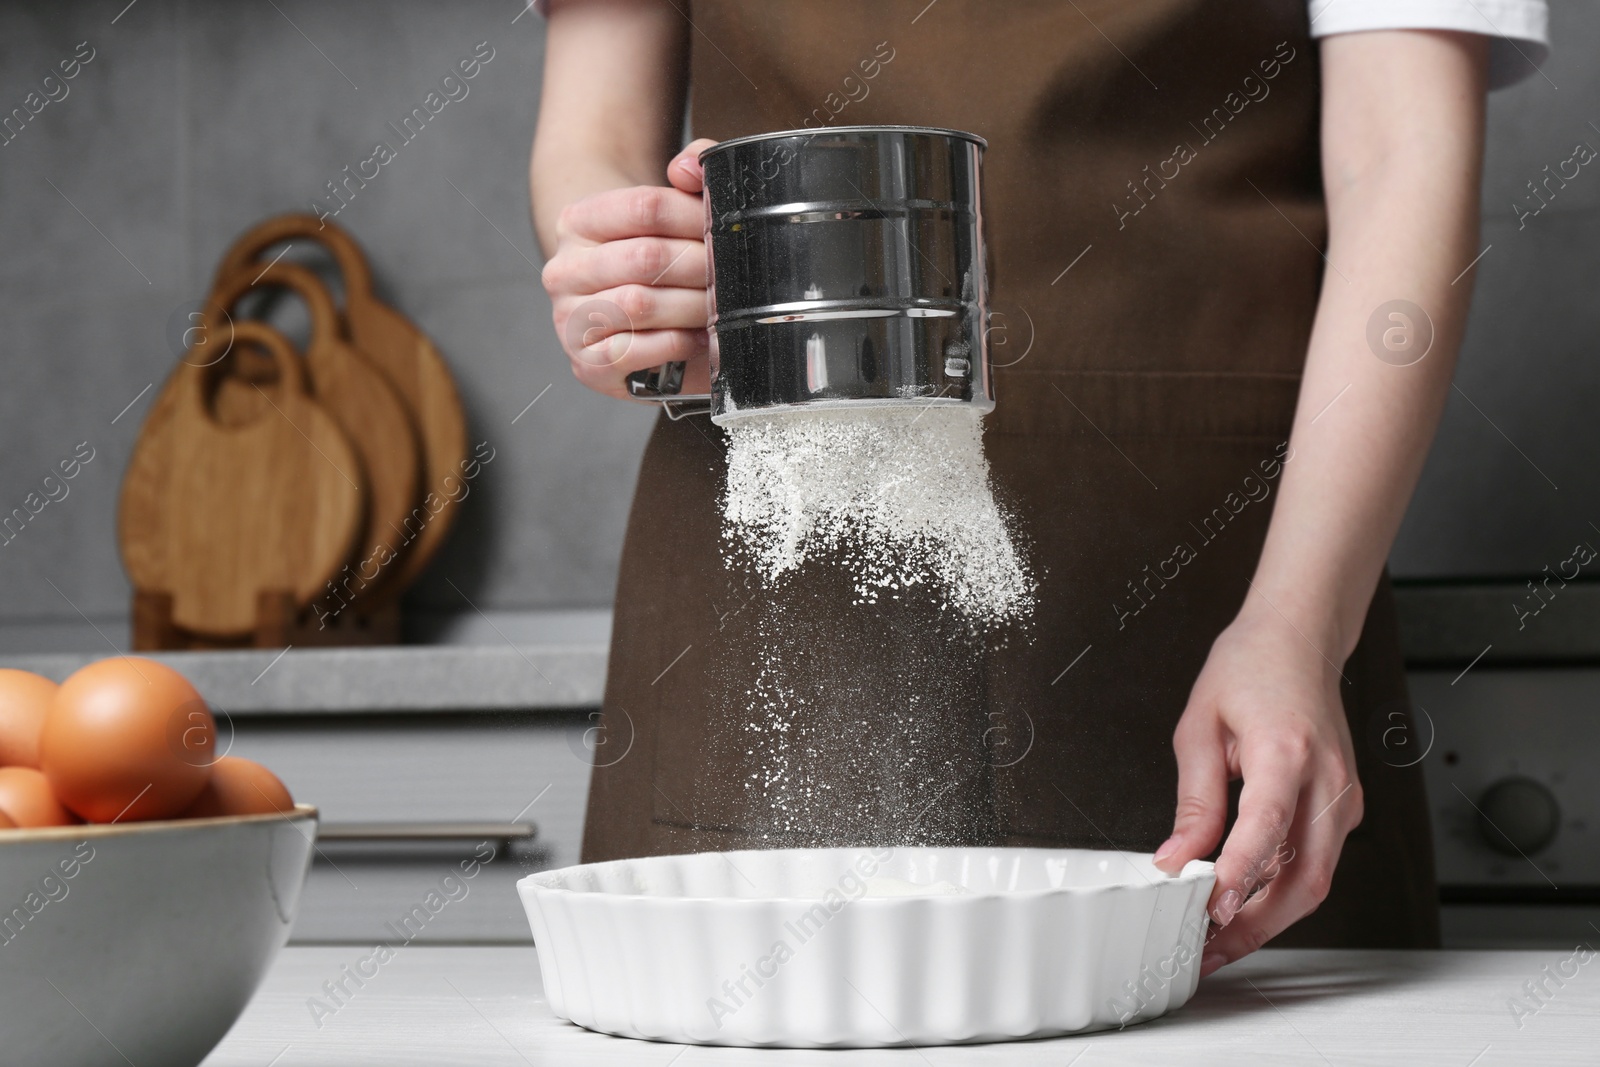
[541,176,715,403]
[1207,734,1306,929]
[1154,711,1231,875]
[544,237,707,294]
[1165,611,1366,976]
[551,280,710,398]
[557,184,705,243]
[569,327,711,400]
[667,137,719,193]
[1201,771,1358,976]
[556,285,708,340]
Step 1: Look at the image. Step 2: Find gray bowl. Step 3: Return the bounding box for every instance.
[0,804,317,1067]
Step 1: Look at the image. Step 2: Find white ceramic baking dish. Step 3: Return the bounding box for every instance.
[517,846,1215,1048]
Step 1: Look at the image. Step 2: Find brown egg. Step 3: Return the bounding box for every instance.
[0,809,15,829]
[41,657,215,823]
[183,756,295,818]
[0,766,78,827]
[0,668,57,767]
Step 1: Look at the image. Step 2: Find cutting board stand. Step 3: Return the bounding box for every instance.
[131,588,401,651]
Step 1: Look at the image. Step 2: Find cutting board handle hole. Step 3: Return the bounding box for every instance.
[197,325,307,429]
[235,288,314,351]
[251,243,350,305]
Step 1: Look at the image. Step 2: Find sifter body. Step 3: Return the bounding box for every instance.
[628,125,992,424]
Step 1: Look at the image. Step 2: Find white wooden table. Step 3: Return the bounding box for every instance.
[204,945,1598,1066]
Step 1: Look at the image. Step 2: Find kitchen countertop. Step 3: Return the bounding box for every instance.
[6,579,1588,716]
[0,608,611,713]
[0,643,605,713]
[203,945,1598,1065]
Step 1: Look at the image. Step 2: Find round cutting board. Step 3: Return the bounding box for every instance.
[216,214,469,589]
[119,321,365,636]
[208,261,422,600]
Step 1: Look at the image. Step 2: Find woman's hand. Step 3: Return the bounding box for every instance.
[540,138,717,401]
[1148,29,1490,976]
[1151,597,1364,977]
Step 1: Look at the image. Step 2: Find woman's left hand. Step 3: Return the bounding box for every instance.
[1142,25,1490,981]
[1150,598,1364,976]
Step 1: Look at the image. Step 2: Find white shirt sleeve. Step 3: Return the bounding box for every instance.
[1308,0,1550,89]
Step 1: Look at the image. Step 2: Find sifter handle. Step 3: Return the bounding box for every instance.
[626,363,712,421]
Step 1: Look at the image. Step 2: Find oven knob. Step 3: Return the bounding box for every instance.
[1476,777,1560,856]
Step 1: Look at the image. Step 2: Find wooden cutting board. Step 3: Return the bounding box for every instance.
[216,214,469,590]
[120,321,365,636]
[208,261,422,601]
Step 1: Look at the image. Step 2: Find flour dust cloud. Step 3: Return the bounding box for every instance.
[720,406,1035,630]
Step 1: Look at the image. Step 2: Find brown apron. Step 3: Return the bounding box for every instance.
[582,0,1439,949]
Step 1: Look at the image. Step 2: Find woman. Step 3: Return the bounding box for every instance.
[531,0,1548,975]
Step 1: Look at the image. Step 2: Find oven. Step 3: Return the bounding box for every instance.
[1401,581,1600,948]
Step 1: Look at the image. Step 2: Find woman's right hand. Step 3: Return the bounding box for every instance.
[541,138,717,401]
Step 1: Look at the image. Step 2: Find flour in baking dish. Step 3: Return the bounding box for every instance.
[797,874,970,898]
[861,874,969,897]
[720,406,1035,630]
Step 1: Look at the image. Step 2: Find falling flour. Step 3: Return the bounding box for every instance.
[720,406,1036,630]
[707,404,1035,847]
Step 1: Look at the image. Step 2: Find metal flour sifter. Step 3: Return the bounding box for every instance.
[627,125,993,424]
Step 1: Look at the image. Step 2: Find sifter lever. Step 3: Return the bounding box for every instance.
[626,362,713,420]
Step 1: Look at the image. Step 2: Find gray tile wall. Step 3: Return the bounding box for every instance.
[0,0,654,648]
[0,2,1595,650]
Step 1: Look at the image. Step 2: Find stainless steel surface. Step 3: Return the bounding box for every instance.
[1394,579,1600,663]
[317,821,538,843]
[1,808,315,1067]
[629,125,992,424]
[624,361,711,419]
[1415,668,1600,892]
